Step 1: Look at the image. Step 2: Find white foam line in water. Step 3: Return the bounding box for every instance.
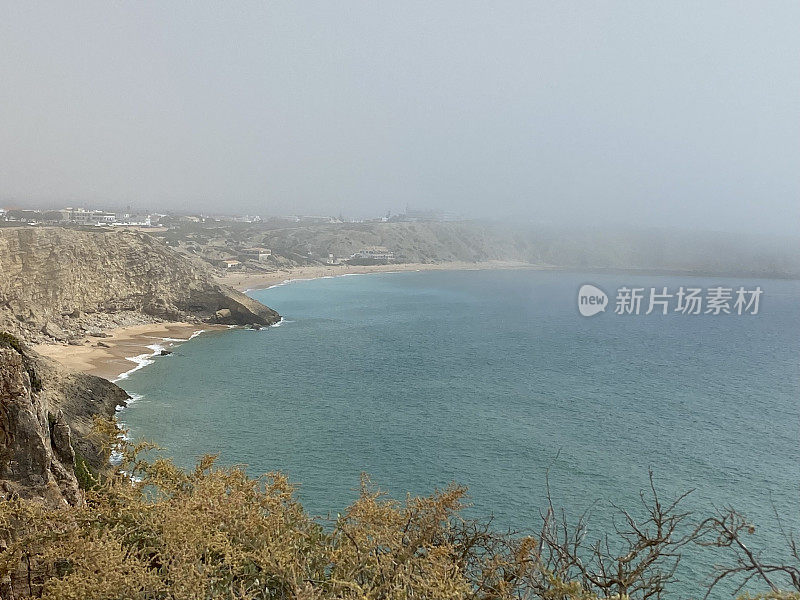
[161,328,204,342]
[270,317,293,328]
[111,398,141,464]
[112,329,206,383]
[250,269,431,294]
[244,317,293,330]
[261,271,376,291]
[113,344,164,383]
[264,277,311,289]
[115,392,144,412]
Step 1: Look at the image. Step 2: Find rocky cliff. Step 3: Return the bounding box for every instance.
[0,227,280,343]
[0,334,128,507]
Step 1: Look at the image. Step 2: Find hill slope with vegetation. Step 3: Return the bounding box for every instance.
[158,220,800,280]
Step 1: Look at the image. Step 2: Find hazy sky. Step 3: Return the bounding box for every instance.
[1,2,798,233]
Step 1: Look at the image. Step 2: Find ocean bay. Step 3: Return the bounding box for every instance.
[118,268,800,591]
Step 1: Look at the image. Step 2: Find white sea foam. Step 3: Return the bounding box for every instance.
[264,279,290,289]
[113,392,146,466]
[265,277,311,289]
[112,329,206,383]
[161,330,203,342]
[116,392,144,412]
[113,343,164,382]
[270,317,294,328]
[109,420,135,465]
[261,272,370,290]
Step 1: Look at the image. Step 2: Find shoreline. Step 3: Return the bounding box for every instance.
[33,322,227,382]
[217,260,542,292]
[220,261,800,293]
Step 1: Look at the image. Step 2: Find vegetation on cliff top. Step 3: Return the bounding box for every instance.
[1,423,799,600]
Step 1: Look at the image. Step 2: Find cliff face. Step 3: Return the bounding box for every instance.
[0,227,280,343]
[0,336,128,506]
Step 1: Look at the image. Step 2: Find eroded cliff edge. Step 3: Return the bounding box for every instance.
[0,335,129,506]
[0,227,280,343]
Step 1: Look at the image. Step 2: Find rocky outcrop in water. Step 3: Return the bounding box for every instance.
[0,334,128,507]
[0,227,280,343]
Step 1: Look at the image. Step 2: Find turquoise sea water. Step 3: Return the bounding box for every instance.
[119,269,800,594]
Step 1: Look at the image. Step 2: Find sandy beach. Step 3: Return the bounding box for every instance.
[33,322,225,381]
[218,260,540,292]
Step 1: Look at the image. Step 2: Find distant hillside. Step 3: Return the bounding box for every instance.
[0,227,280,343]
[160,220,800,280]
[255,222,529,264]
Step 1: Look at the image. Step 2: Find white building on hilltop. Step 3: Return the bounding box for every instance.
[60,208,116,225]
[350,246,395,261]
[239,247,272,262]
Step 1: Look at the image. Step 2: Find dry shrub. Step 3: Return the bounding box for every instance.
[0,437,593,600]
[0,427,796,599]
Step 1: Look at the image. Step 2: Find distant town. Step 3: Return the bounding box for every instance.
[0,205,465,270]
[0,206,460,228]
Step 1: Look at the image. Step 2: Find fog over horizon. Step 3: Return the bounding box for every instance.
[1,2,798,235]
